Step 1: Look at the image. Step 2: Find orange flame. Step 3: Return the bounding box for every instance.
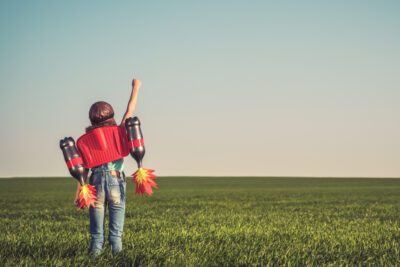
[132,168,157,196]
[78,184,97,209]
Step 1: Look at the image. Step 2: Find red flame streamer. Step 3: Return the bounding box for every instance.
[132,168,157,196]
[78,184,98,209]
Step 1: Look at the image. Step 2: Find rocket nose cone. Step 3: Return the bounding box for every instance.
[132,116,141,125]
[60,138,69,148]
[60,137,75,148]
[125,116,141,127]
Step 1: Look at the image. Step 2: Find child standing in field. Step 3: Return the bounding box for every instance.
[74,78,142,256]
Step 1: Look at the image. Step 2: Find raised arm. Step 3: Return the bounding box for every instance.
[121,78,142,125]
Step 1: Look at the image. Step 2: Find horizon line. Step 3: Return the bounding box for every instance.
[1,176,399,179]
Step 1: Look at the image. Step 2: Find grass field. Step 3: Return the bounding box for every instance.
[1,177,400,266]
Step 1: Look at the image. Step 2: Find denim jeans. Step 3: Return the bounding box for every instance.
[89,164,126,256]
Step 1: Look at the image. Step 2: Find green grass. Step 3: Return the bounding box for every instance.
[1,177,400,266]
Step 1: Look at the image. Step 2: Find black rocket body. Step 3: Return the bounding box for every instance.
[60,137,88,186]
[125,117,145,168]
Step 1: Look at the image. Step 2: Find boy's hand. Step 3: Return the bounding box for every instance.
[74,191,80,206]
[132,79,142,89]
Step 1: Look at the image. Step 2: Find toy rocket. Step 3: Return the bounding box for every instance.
[60,138,97,209]
[125,117,157,196]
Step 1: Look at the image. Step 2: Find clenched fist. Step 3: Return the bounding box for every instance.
[132,78,142,89]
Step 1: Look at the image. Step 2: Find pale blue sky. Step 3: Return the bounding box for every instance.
[0,1,399,177]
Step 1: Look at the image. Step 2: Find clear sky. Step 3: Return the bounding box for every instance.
[0,0,399,177]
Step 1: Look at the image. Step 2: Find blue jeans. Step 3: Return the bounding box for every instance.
[89,164,126,256]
